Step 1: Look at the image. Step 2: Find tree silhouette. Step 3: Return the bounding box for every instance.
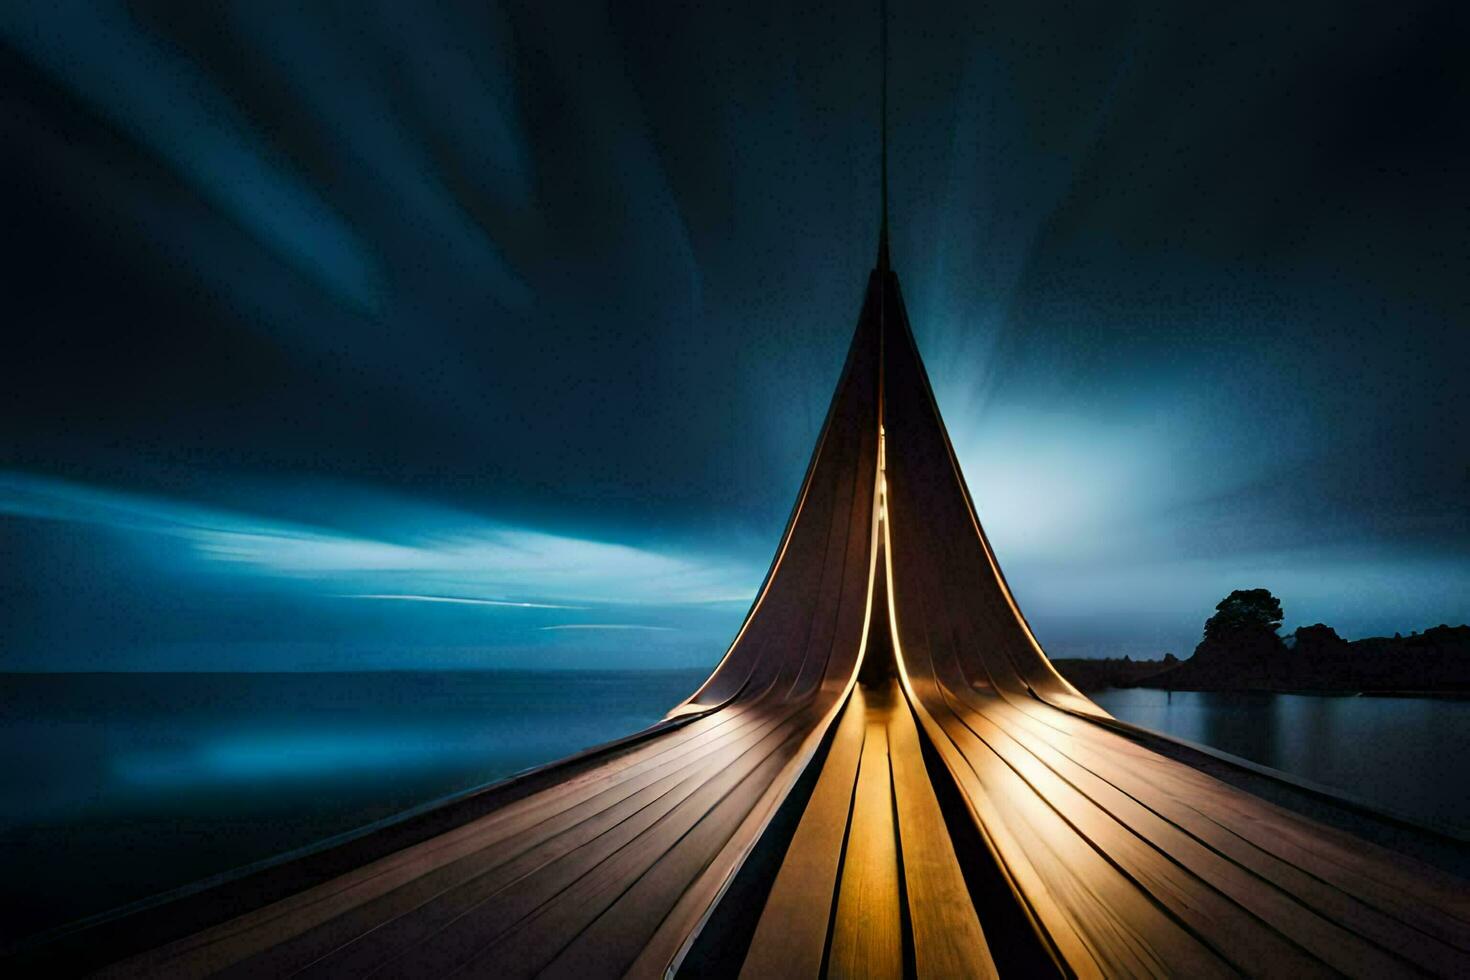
[1203,588,1283,642]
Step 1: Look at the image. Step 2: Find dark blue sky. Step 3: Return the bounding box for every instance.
[2,1,1466,669]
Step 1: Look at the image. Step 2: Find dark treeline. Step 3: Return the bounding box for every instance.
[1053,588,1470,694]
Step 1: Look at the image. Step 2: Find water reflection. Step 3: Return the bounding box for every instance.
[115,730,486,784]
[1091,688,1470,834]
[0,669,704,943]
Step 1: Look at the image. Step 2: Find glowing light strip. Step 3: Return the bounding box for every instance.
[881,469,1075,973]
[657,423,887,977]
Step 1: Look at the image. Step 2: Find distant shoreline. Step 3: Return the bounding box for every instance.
[1053,623,1470,696]
[1054,657,1470,699]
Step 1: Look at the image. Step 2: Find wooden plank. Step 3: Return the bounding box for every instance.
[308,708,817,979]
[627,476,882,978]
[985,682,1470,949]
[903,685,1098,977]
[828,717,903,979]
[739,690,866,979]
[944,695,1378,976]
[443,717,818,979]
[983,697,1470,975]
[541,711,833,978]
[215,708,803,979]
[885,684,998,979]
[927,703,1233,977]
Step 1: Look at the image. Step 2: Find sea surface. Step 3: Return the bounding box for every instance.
[3,672,1467,946]
[1091,687,1470,835]
[0,669,703,945]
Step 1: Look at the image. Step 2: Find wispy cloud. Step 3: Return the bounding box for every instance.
[337,594,581,610]
[539,624,676,632]
[0,470,760,608]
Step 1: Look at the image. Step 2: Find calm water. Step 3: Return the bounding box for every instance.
[1092,688,1470,834]
[0,670,703,944]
